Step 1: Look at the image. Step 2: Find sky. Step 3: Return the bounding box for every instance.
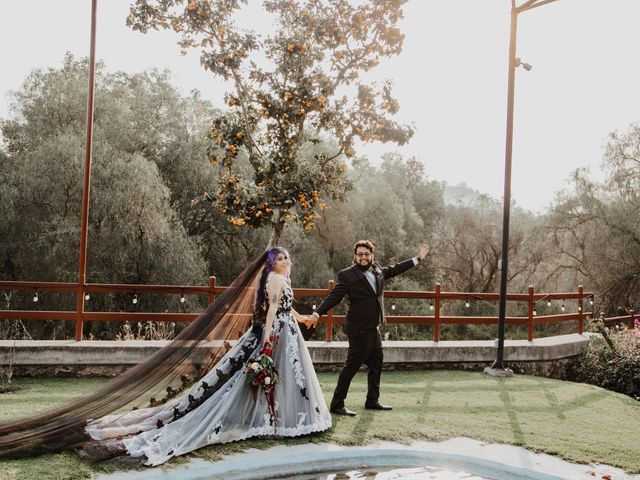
[1,0,639,212]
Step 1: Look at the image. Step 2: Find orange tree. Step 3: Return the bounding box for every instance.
[128,0,414,244]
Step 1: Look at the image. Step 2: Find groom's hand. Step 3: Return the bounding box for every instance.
[416,244,430,262]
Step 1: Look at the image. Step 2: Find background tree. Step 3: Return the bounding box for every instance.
[8,54,633,341]
[313,154,441,275]
[432,196,536,294]
[127,0,414,244]
[551,123,640,314]
[0,55,208,339]
[429,195,570,339]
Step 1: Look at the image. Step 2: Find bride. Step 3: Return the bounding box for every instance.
[0,247,332,465]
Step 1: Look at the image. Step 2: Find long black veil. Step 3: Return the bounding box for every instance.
[0,252,268,459]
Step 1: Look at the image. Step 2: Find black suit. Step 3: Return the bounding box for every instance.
[315,258,416,408]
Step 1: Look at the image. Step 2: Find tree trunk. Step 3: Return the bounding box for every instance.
[268,221,285,249]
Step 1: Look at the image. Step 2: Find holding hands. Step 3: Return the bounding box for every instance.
[300,315,318,329]
[298,315,318,328]
[291,308,318,331]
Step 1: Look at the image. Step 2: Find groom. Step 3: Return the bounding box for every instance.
[311,240,430,416]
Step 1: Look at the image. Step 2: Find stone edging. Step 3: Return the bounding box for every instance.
[0,333,596,378]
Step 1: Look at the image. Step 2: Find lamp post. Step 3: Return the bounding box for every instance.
[487,0,558,375]
[75,0,98,341]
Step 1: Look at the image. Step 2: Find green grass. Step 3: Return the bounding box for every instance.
[0,372,638,479]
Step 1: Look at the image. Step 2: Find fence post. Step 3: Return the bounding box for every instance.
[629,309,635,329]
[208,276,216,305]
[75,284,84,341]
[527,285,534,341]
[434,283,441,342]
[326,280,334,342]
[577,285,584,334]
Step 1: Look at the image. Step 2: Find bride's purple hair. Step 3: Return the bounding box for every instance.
[255,246,290,314]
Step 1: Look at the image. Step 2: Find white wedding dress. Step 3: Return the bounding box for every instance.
[86,275,331,465]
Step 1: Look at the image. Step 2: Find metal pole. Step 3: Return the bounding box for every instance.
[75,0,98,341]
[489,0,558,371]
[492,4,518,370]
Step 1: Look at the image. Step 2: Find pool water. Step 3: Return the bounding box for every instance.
[280,466,495,480]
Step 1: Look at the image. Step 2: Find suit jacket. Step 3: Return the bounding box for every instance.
[315,258,416,334]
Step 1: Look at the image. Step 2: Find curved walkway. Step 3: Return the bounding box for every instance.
[96,437,640,480]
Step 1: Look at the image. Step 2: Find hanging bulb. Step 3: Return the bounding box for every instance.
[180,292,186,303]
[578,306,582,312]
[33,291,39,303]
[429,301,434,311]
[533,308,537,316]
[547,299,551,307]
[312,303,317,310]
[84,292,90,301]
[589,299,594,306]
[561,302,565,312]
[133,294,138,305]
[391,302,396,311]
[465,300,470,308]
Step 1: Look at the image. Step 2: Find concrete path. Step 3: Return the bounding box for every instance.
[96,437,640,480]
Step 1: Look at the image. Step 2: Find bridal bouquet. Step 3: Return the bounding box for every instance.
[244,348,280,393]
[244,335,280,429]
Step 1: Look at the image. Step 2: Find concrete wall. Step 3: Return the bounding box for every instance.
[0,333,596,379]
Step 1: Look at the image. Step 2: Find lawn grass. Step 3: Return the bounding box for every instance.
[0,371,638,479]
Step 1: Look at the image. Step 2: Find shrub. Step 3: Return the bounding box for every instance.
[115,321,176,341]
[568,319,640,400]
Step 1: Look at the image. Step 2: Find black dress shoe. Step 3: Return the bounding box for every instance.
[330,406,357,416]
[364,402,392,411]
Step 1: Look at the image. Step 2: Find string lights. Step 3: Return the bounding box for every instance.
[32,289,38,303]
[391,302,396,311]
[133,294,138,305]
[180,290,186,304]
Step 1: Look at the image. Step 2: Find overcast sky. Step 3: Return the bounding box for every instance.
[1,1,639,212]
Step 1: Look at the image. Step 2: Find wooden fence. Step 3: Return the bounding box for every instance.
[0,279,599,342]
[602,310,639,329]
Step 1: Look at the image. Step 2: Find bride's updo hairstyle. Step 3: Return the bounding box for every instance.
[254,247,290,316]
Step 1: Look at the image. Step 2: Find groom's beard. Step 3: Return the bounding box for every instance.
[355,262,372,271]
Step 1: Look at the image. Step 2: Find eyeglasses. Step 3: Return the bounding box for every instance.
[355,252,372,258]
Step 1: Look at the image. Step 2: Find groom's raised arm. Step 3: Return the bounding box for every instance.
[380,258,417,280]
[382,243,429,279]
